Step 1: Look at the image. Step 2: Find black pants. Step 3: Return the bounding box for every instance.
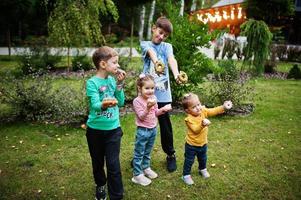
[158,102,175,156]
[86,126,123,200]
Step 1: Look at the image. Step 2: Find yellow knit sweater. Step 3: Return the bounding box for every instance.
[184,106,224,147]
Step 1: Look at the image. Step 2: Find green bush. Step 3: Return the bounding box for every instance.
[124,74,138,102]
[0,76,86,123]
[105,33,118,44]
[287,64,301,80]
[18,37,62,75]
[240,19,273,75]
[72,54,93,71]
[200,60,254,108]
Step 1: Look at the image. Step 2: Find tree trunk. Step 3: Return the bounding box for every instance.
[6,28,11,56]
[191,0,197,12]
[147,0,156,40]
[130,16,134,59]
[138,5,146,41]
[179,0,184,16]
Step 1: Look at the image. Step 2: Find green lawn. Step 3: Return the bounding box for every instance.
[0,78,300,200]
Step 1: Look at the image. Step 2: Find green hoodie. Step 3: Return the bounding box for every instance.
[86,75,124,130]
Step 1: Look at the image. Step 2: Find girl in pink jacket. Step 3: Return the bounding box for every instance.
[131,74,171,186]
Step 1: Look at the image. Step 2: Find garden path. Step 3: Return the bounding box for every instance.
[0,47,141,57]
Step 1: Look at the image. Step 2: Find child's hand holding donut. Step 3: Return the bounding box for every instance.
[176,71,188,84]
[162,104,172,112]
[155,60,165,74]
[223,101,233,110]
[102,98,118,109]
[202,118,211,126]
[147,98,156,110]
[116,69,126,83]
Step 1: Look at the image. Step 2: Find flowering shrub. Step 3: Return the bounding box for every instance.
[199,60,254,109]
[0,75,87,123]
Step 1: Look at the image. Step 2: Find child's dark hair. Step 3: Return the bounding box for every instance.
[182,93,198,109]
[92,46,118,69]
[155,17,173,34]
[137,74,154,89]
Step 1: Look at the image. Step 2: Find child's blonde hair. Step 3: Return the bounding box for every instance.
[182,93,198,110]
[92,46,118,69]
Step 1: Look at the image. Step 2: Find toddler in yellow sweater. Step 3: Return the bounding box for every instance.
[181,93,232,185]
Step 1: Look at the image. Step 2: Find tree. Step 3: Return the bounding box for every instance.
[179,0,185,16]
[190,0,197,12]
[48,0,118,69]
[240,19,273,75]
[138,5,146,41]
[246,0,295,25]
[0,0,34,55]
[146,0,156,40]
[121,0,152,58]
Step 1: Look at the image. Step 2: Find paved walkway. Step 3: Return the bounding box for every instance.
[0,45,242,59]
[0,47,141,57]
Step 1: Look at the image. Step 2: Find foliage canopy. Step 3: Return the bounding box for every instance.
[48,0,119,47]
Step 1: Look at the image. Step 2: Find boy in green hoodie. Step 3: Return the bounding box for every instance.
[86,46,126,200]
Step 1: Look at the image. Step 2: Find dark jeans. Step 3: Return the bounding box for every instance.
[183,143,207,176]
[86,126,123,200]
[158,103,176,156]
[158,102,175,156]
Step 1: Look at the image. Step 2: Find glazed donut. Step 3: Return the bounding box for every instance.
[155,61,165,74]
[178,71,188,83]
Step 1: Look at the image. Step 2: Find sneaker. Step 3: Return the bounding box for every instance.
[199,168,210,179]
[166,154,177,172]
[131,174,152,186]
[143,167,158,179]
[95,185,106,200]
[182,175,194,185]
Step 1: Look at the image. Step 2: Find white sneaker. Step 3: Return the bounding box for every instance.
[182,175,194,185]
[143,167,158,179]
[199,168,210,179]
[131,174,152,186]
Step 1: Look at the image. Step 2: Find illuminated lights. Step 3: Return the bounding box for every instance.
[238,7,242,19]
[223,10,229,20]
[215,11,222,22]
[230,8,235,20]
[195,5,245,24]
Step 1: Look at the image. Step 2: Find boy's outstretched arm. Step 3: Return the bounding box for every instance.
[168,56,180,80]
[147,49,159,64]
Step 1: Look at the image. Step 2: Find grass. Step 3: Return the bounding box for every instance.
[0,78,301,200]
